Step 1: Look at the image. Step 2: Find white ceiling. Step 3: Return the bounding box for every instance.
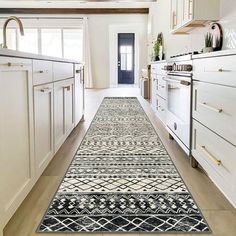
[0,0,155,8]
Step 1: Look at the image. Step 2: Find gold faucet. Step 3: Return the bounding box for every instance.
[2,16,24,49]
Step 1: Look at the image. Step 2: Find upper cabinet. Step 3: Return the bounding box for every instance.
[170,0,220,34]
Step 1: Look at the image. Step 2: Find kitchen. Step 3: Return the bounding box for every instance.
[0,0,236,236]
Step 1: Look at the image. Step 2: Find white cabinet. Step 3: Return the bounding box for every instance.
[74,64,84,126]
[192,81,236,146]
[183,0,193,24]
[0,54,83,234]
[0,57,35,228]
[170,0,178,30]
[192,54,236,208]
[193,55,236,87]
[151,62,167,125]
[53,62,74,81]
[33,60,53,85]
[171,0,220,34]
[54,78,74,152]
[192,120,236,207]
[34,83,54,178]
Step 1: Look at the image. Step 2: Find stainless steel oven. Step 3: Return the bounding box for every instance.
[164,55,193,155]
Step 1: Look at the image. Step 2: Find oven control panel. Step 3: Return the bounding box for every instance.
[164,63,192,72]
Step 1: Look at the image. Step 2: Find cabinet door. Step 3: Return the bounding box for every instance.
[64,78,74,136]
[74,66,84,126]
[177,0,184,27]
[171,0,178,30]
[34,83,54,178]
[151,75,157,111]
[54,79,74,153]
[0,57,35,227]
[183,0,193,24]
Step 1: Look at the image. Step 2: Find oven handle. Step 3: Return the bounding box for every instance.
[162,77,191,86]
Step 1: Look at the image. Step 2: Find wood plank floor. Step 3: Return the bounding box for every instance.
[4,87,236,236]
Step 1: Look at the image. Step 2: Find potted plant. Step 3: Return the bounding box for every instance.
[157,33,164,60]
[203,33,213,53]
[153,38,160,61]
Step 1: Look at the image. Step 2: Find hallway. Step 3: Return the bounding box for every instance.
[4,88,236,235]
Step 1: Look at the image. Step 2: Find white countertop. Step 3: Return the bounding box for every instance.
[151,60,166,64]
[0,48,82,64]
[193,49,236,59]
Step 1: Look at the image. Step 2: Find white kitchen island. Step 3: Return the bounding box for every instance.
[0,49,84,236]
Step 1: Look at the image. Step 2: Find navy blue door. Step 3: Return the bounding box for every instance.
[118,33,135,84]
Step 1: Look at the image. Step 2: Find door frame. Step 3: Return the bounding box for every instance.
[109,24,140,87]
[117,33,135,84]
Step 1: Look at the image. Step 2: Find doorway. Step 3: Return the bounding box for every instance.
[118,33,135,84]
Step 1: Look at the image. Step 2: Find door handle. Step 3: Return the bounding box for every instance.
[118,61,121,67]
[180,80,191,86]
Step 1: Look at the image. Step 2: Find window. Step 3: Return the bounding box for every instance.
[0,28,16,50]
[0,23,83,61]
[42,29,62,58]
[120,45,133,71]
[18,29,38,54]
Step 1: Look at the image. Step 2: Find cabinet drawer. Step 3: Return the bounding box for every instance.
[33,60,53,85]
[192,81,236,146]
[151,64,157,75]
[53,62,74,81]
[193,55,236,87]
[151,62,166,75]
[156,95,167,124]
[156,75,167,99]
[192,120,236,188]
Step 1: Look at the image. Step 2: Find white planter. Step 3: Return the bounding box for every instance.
[203,47,213,53]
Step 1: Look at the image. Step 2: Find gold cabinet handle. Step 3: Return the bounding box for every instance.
[198,102,223,113]
[197,144,221,166]
[38,70,49,74]
[188,0,193,17]
[63,85,71,91]
[172,11,177,28]
[40,87,52,93]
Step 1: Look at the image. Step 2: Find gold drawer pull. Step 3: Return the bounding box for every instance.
[40,87,52,93]
[63,85,71,91]
[218,68,231,72]
[199,102,223,113]
[38,70,49,74]
[197,144,221,166]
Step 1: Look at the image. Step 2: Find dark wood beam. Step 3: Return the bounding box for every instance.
[0,8,149,15]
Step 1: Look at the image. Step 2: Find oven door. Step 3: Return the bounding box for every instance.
[165,75,191,150]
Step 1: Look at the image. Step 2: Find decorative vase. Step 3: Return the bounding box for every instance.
[154,55,160,61]
[203,47,213,53]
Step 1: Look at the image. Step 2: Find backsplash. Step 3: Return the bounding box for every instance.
[148,0,236,61]
[189,0,236,51]
[219,0,236,49]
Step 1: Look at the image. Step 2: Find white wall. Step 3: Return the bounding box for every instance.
[148,1,190,60]
[219,0,236,49]
[149,0,236,60]
[88,14,148,88]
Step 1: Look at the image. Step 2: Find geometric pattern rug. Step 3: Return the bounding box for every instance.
[38,97,211,233]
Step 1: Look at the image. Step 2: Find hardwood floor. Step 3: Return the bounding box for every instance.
[4,87,236,236]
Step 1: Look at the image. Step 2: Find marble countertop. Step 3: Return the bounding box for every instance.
[0,48,82,64]
[151,60,166,64]
[193,49,236,59]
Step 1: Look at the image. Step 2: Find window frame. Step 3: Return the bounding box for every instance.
[0,18,83,60]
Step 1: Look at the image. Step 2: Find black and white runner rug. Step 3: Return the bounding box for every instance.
[38,97,210,233]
